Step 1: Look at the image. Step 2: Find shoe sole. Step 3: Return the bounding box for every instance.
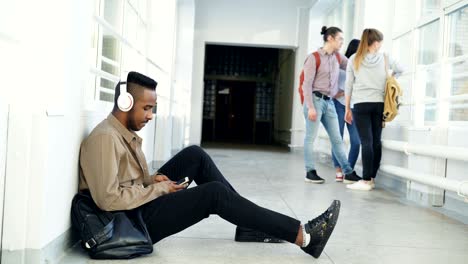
[310,200,341,258]
[343,179,358,184]
[335,178,343,182]
[305,178,325,184]
[346,185,372,191]
[235,230,284,243]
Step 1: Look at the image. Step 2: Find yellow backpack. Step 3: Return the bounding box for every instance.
[383,55,402,124]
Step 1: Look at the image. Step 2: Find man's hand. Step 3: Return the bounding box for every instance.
[308,107,317,121]
[154,174,170,183]
[166,181,187,193]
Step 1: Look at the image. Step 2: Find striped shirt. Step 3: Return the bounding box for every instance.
[302,48,348,109]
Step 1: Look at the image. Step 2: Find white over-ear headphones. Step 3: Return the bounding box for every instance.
[117,81,134,112]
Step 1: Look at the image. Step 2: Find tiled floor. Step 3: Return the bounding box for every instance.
[59,146,468,264]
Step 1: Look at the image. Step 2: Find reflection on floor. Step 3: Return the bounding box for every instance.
[60,146,468,264]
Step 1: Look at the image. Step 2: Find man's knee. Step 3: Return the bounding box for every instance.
[184,145,205,154]
[202,182,229,197]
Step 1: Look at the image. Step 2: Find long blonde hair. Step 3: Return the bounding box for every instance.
[354,28,384,71]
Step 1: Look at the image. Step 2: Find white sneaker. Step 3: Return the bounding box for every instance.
[346,180,372,191]
[335,172,343,182]
[370,179,375,189]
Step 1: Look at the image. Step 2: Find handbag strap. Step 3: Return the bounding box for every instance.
[84,218,114,249]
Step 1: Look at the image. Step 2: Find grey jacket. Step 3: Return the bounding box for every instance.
[345,52,405,105]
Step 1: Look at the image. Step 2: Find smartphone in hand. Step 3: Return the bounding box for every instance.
[176,177,189,186]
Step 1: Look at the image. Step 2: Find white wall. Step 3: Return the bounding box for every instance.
[148,0,179,162]
[1,0,91,254]
[0,1,179,261]
[274,49,296,145]
[189,0,314,145]
[173,0,195,153]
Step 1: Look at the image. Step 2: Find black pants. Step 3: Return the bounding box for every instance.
[140,145,300,244]
[353,103,384,181]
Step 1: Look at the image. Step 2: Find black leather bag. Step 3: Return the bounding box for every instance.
[71,192,153,259]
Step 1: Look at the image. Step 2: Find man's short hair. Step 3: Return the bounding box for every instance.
[127,71,157,90]
[114,71,157,106]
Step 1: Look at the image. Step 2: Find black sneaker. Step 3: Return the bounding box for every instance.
[305,170,325,183]
[343,171,362,184]
[301,200,341,258]
[235,226,284,243]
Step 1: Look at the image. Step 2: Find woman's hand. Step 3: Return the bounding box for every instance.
[345,108,353,124]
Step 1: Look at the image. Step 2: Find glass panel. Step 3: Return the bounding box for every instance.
[100,91,115,103]
[398,75,413,103]
[425,66,440,98]
[394,0,416,33]
[137,19,146,52]
[335,1,343,28]
[448,5,468,57]
[101,60,119,76]
[344,0,355,44]
[449,100,468,121]
[124,1,138,44]
[98,77,117,103]
[420,0,441,19]
[101,28,121,62]
[444,0,461,7]
[425,103,437,122]
[139,0,147,22]
[448,61,468,121]
[103,0,123,32]
[418,20,440,65]
[417,65,440,123]
[450,61,468,96]
[100,78,116,90]
[393,33,413,69]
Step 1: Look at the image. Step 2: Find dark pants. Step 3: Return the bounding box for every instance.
[140,145,300,244]
[352,103,384,181]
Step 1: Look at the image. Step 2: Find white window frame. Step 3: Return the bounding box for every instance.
[85,0,168,112]
[392,0,468,127]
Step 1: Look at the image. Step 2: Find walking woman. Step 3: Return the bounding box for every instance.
[344,29,405,191]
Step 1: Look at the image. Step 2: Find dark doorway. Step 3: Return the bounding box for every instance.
[201,44,295,146]
[215,80,255,143]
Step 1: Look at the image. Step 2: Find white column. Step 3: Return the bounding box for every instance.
[289,7,310,149]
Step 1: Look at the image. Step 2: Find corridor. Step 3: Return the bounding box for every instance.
[59,146,468,264]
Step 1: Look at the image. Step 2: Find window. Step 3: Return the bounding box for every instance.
[447,4,468,121]
[393,33,413,70]
[418,20,440,65]
[415,66,441,122]
[420,0,441,20]
[448,6,468,57]
[449,75,468,121]
[89,0,149,104]
[416,20,441,123]
[392,1,468,126]
[393,0,417,33]
[324,0,355,52]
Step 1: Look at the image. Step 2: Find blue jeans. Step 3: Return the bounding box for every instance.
[331,99,361,169]
[303,96,354,175]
